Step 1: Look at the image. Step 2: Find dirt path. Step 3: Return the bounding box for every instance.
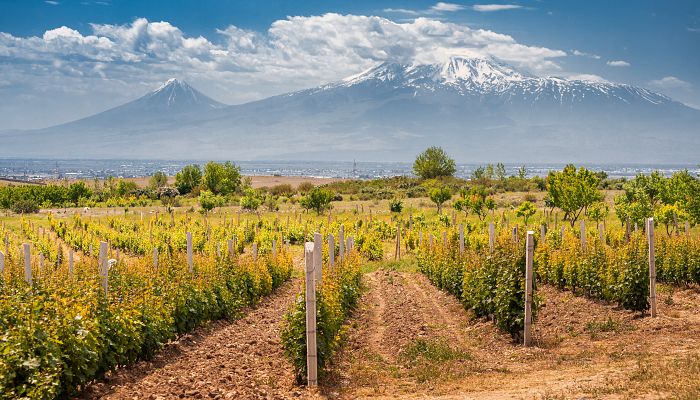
[81,277,318,400]
[323,269,700,399]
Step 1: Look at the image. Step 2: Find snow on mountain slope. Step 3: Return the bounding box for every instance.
[1,58,698,162]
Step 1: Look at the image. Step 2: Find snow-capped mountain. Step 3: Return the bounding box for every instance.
[1,57,698,162]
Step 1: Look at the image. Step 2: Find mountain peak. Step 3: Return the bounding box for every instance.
[141,78,225,111]
[341,56,528,89]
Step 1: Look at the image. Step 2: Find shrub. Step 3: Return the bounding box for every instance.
[11,199,40,214]
[281,252,362,383]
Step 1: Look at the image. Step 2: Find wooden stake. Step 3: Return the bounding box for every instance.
[304,242,318,387]
[99,241,108,297]
[489,222,495,253]
[396,223,402,261]
[153,247,158,272]
[314,232,322,284]
[524,231,534,347]
[443,230,447,247]
[580,220,586,251]
[540,224,546,244]
[23,243,32,285]
[459,224,464,255]
[253,243,258,261]
[598,222,604,243]
[686,221,691,236]
[187,232,193,273]
[69,250,74,279]
[0,251,4,276]
[272,239,277,258]
[339,225,345,262]
[647,218,657,317]
[328,234,335,268]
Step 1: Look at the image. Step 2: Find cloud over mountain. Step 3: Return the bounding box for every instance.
[0,14,569,128]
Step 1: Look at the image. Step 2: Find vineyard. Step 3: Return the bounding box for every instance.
[1,188,700,398]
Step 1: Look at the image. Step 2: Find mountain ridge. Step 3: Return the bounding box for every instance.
[1,57,698,163]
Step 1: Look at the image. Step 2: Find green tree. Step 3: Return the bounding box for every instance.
[150,171,168,189]
[485,197,497,217]
[429,187,452,214]
[240,188,262,211]
[547,164,603,227]
[175,164,203,195]
[115,180,138,197]
[518,165,527,179]
[202,161,242,196]
[496,163,506,180]
[586,201,609,223]
[413,146,456,179]
[67,182,92,204]
[198,190,223,214]
[515,201,537,225]
[300,187,334,214]
[655,204,686,236]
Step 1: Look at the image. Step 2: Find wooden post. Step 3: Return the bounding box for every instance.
[395,223,401,260]
[99,241,108,297]
[580,220,586,251]
[459,224,464,255]
[524,231,534,347]
[443,230,447,247]
[0,251,4,276]
[304,242,318,387]
[187,232,193,273]
[686,221,691,236]
[540,224,546,244]
[673,213,679,236]
[625,217,631,243]
[429,233,434,248]
[346,236,352,253]
[339,225,345,262]
[313,232,323,283]
[228,239,234,258]
[272,239,277,258]
[419,231,423,247]
[253,243,258,261]
[328,234,335,268]
[24,243,32,285]
[489,222,495,253]
[153,247,158,272]
[69,250,74,279]
[216,242,221,258]
[452,210,456,226]
[647,218,657,317]
[598,222,604,243]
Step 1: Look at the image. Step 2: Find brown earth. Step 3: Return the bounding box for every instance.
[322,270,700,399]
[77,264,700,400]
[80,276,321,400]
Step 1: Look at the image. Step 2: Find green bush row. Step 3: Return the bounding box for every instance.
[417,236,537,340]
[0,251,293,399]
[281,252,362,384]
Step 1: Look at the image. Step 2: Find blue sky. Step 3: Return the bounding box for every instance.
[0,0,698,129]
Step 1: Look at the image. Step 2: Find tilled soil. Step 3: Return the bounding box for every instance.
[323,270,700,399]
[81,277,319,400]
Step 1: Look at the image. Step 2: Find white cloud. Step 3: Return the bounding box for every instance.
[571,49,600,59]
[566,73,609,83]
[649,76,692,90]
[473,4,523,12]
[45,1,59,5]
[383,8,419,15]
[431,2,465,12]
[0,14,568,128]
[606,60,630,67]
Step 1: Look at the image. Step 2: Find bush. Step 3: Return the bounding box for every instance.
[0,248,293,398]
[11,199,40,214]
[281,252,362,383]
